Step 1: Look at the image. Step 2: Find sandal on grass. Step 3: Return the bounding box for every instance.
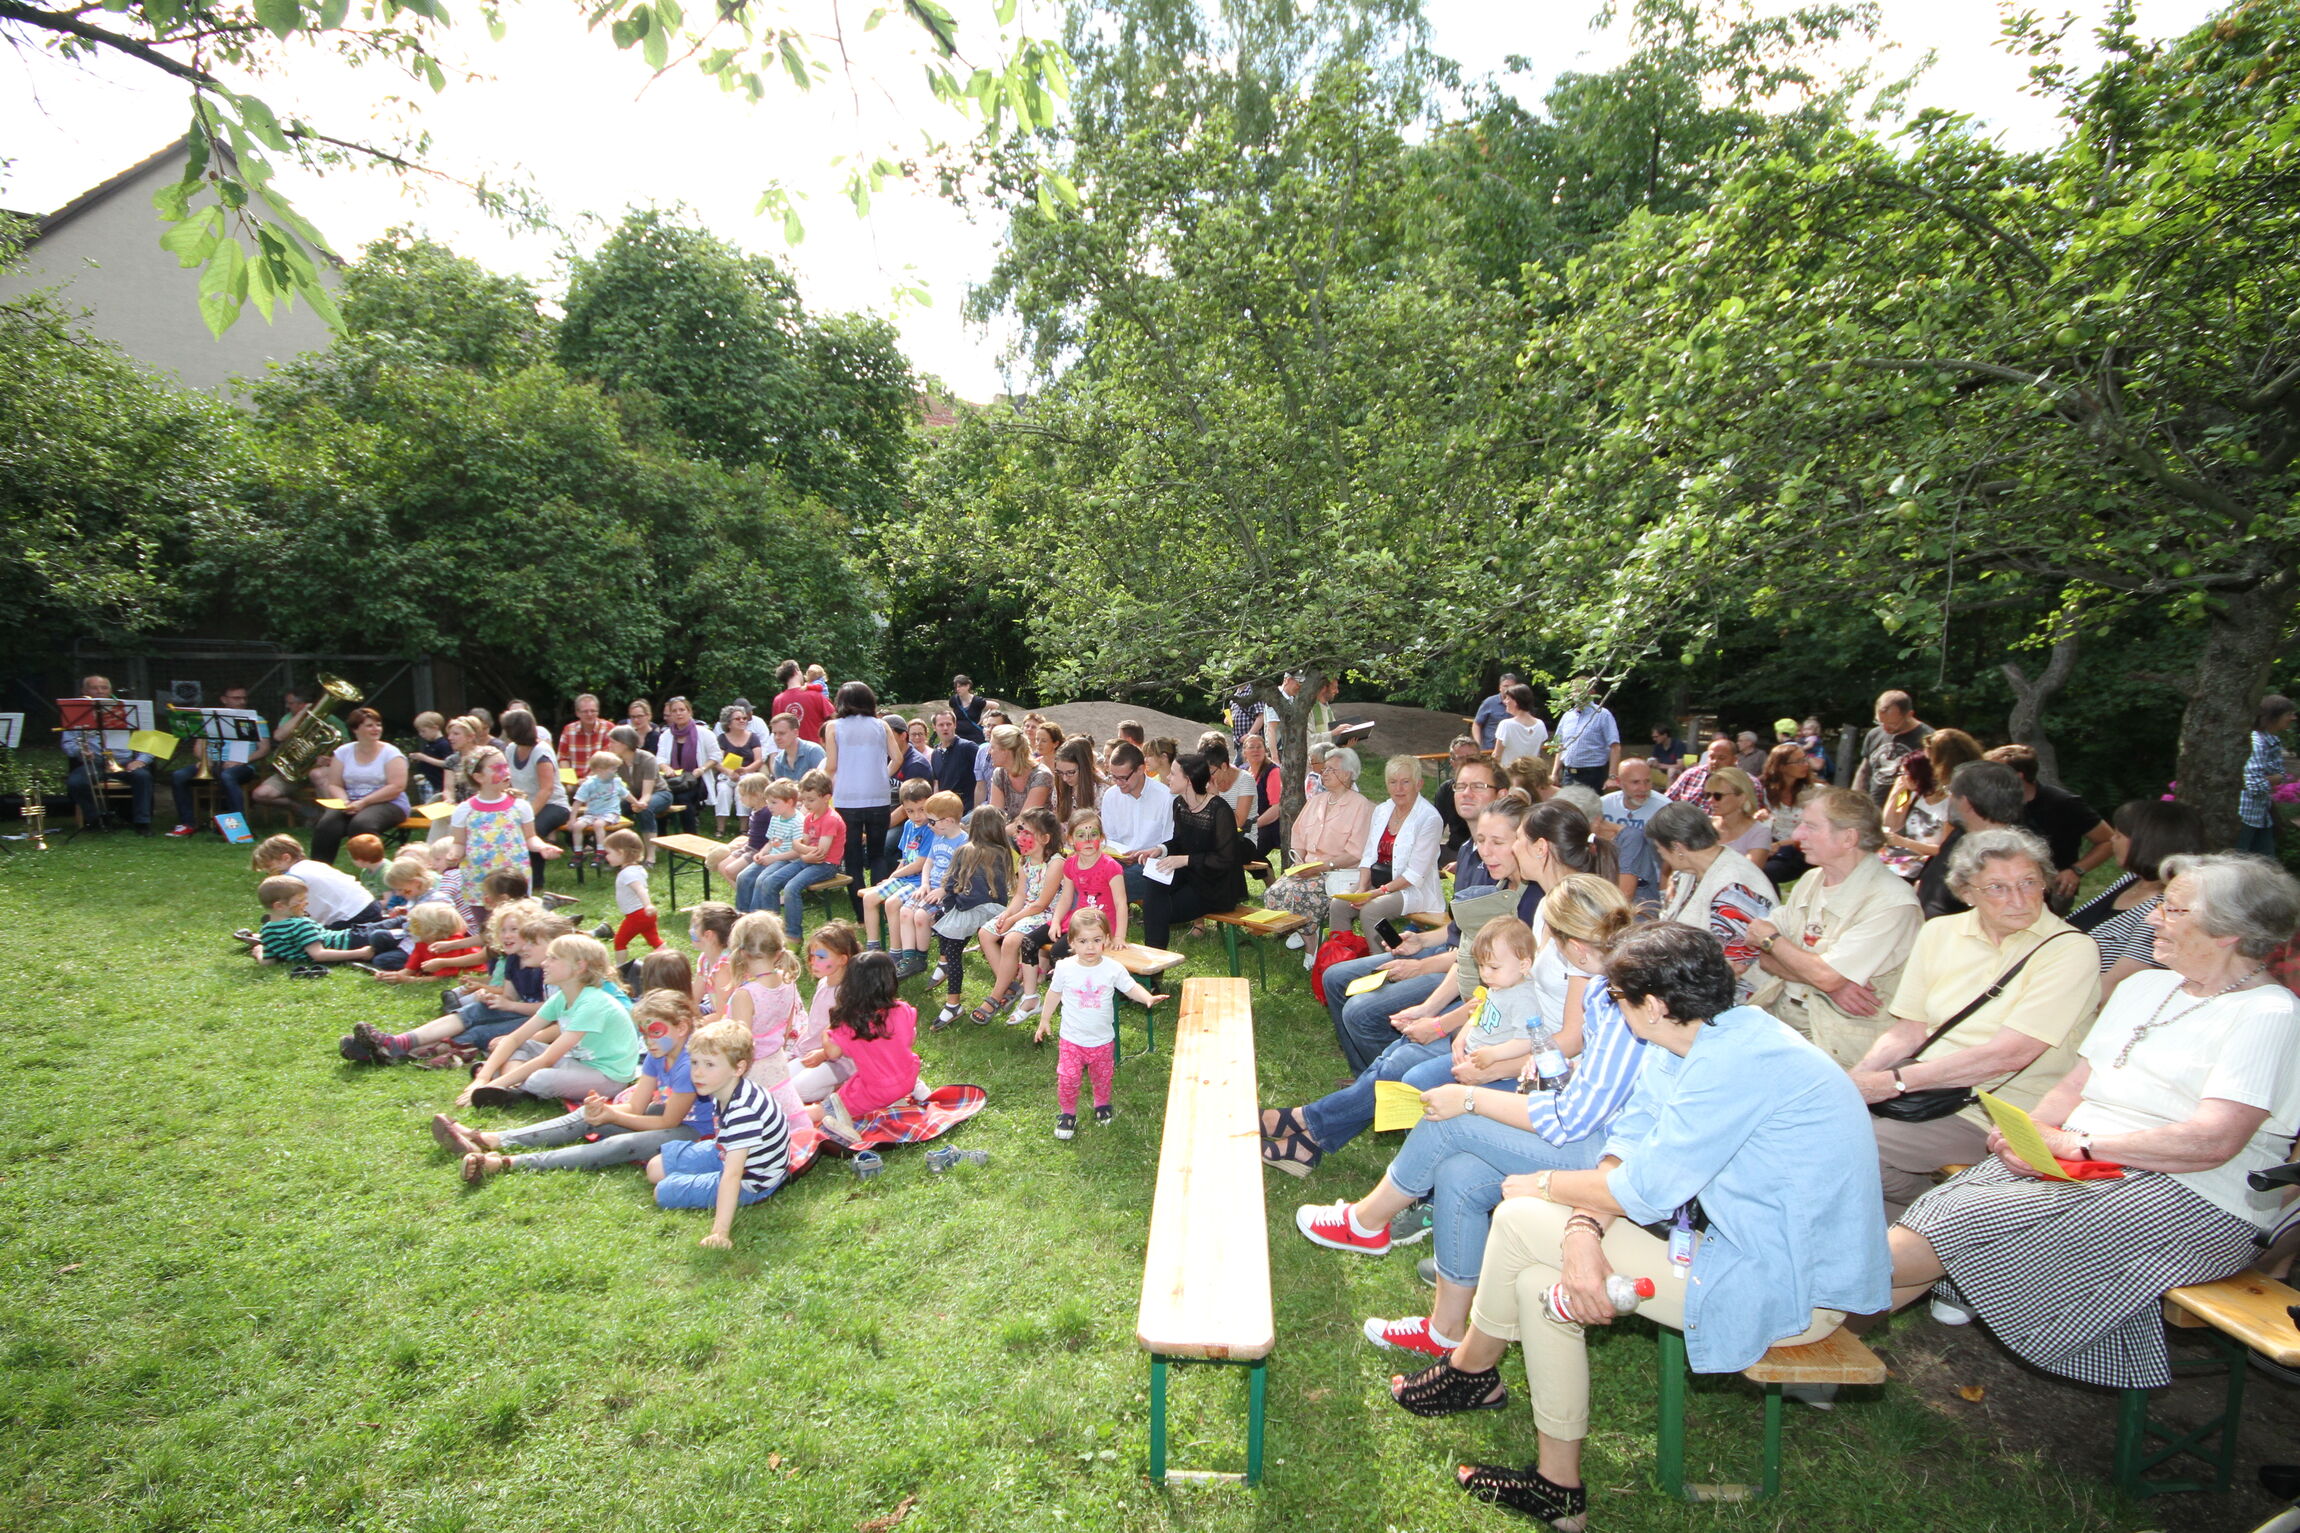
[460,1151,512,1184]
[967,989,1011,1026]
[1261,1128,1323,1178]
[1456,1463,1588,1530]
[1390,1359,1509,1417]
[430,1114,483,1155]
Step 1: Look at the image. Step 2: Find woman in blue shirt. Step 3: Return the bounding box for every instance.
[1384,922,1888,1528]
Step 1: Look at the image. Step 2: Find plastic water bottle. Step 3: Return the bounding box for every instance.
[1532,1028,1574,1093]
[1543,1275,1656,1324]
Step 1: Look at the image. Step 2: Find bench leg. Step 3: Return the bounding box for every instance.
[1222,923,1241,978]
[1246,1356,1267,1486]
[2114,1331,2248,1498]
[1760,1383,1784,1500]
[1150,1356,1168,1484]
[1656,1328,1689,1500]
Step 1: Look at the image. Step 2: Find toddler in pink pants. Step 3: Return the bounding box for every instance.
[1032,907,1166,1141]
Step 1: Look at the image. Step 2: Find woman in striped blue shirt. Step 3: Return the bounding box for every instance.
[1293,874,1654,1361]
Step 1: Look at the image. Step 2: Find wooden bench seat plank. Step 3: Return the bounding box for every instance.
[2165,1274,2300,1365]
[1205,907,1308,937]
[1741,1326,1888,1385]
[1137,977,1273,1361]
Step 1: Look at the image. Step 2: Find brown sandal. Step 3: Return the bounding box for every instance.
[459,1151,511,1184]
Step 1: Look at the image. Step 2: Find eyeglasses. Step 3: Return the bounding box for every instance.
[1056,766,1077,777]
[1701,791,1731,802]
[1974,878,2046,900]
[2157,904,2194,921]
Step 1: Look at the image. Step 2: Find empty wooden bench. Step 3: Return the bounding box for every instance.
[2111,1272,2300,1497]
[1137,977,1272,1486]
[1656,1324,1887,1501]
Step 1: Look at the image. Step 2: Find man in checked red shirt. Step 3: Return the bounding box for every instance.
[557,693,614,778]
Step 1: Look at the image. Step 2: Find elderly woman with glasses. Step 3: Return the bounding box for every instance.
[1846,827,2102,1222]
[1383,923,1887,1528]
[1890,853,2300,1389]
[1262,746,1375,930]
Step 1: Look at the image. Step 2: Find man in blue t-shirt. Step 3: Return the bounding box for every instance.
[1472,671,1520,751]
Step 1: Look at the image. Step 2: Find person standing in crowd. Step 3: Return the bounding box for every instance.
[1474,671,1521,752]
[1854,689,1933,808]
[556,694,613,781]
[1916,760,2027,921]
[1981,744,2114,903]
[2241,695,2295,858]
[1744,788,1924,1065]
[948,674,988,743]
[823,682,904,906]
[63,673,154,833]
[1491,683,1550,770]
[1550,681,1621,792]
[927,708,980,809]
[771,660,833,744]
[167,682,272,836]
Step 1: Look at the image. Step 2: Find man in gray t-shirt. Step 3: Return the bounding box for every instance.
[1853,689,1932,808]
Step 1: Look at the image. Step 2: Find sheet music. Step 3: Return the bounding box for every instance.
[0,714,19,750]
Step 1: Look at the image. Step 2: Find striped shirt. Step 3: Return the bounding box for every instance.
[261,915,358,964]
[2070,875,2163,971]
[1523,976,1651,1144]
[712,1078,790,1193]
[2242,730,2284,829]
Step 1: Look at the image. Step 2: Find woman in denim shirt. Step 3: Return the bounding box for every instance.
[1382,923,1888,1529]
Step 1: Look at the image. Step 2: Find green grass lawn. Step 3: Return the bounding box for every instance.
[0,832,2157,1531]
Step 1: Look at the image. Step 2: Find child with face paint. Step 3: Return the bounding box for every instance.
[436,989,711,1181]
[648,1018,791,1247]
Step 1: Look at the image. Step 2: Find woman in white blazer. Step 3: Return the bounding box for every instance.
[1335,756,1447,940]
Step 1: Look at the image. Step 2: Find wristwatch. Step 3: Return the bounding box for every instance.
[1890,1069,1908,1096]
[1757,933,1777,953]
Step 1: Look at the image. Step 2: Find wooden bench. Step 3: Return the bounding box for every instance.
[1113,941,1189,1055]
[1656,1324,1887,1502]
[388,799,454,848]
[1137,977,1272,1486]
[1203,906,1310,990]
[2104,1272,2300,1497]
[657,832,856,919]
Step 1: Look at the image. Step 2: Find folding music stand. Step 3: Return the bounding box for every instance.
[56,697,139,837]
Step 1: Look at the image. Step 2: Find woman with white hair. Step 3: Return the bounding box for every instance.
[1847,827,2101,1222]
[1891,852,2300,1387]
[1262,745,1374,934]
[1332,756,1446,941]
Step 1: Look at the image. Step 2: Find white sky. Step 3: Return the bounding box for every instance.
[1,0,2219,401]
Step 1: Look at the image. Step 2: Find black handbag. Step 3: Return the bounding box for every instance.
[1868,932,2081,1122]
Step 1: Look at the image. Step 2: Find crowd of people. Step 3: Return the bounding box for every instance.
[110,660,2300,1524]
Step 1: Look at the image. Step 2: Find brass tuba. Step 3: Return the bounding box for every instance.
[269,674,364,785]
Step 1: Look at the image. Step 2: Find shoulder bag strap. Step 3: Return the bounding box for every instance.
[1904,929,2082,1064]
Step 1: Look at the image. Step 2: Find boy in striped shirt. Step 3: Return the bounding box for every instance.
[647,1018,790,1247]
[255,876,381,967]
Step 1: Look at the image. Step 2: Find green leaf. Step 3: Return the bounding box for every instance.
[642,21,669,70]
[151,179,192,222]
[196,238,248,337]
[158,206,223,268]
[317,0,348,27]
[235,94,292,153]
[784,207,805,244]
[863,6,885,29]
[779,35,808,89]
[252,0,301,38]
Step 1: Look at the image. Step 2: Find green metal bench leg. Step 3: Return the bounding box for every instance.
[1150,1356,1168,1483]
[1246,1357,1267,1485]
[2113,1331,2247,1498]
[1222,923,1241,978]
[1761,1383,1784,1499]
[1657,1328,1688,1499]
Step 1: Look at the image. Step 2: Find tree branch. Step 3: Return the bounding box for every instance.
[0,0,221,88]
[2241,359,2300,414]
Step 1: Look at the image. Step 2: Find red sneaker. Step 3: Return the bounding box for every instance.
[1295,1201,1391,1256]
[165,824,196,837]
[1362,1314,1453,1357]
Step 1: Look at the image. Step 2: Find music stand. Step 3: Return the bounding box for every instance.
[56,697,144,836]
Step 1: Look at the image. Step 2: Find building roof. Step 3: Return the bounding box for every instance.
[23,136,343,265]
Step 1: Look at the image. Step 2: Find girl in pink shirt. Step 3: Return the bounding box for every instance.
[802,950,921,1143]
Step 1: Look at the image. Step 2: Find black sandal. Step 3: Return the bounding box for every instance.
[1260,1126,1322,1178]
[1390,1359,1508,1417]
[1456,1463,1588,1529]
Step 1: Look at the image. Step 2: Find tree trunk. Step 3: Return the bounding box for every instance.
[2175,572,2296,849]
[2001,635,2081,790]
[1269,667,1324,846]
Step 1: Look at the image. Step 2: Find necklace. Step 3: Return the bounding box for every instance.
[2112,967,2266,1068]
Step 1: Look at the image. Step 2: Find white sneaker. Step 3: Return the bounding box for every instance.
[1931,1295,1976,1326]
[1283,932,1306,950]
[1302,947,1317,970]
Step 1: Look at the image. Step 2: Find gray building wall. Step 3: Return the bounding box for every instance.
[0,142,338,398]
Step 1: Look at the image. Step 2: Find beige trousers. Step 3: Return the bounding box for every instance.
[1468,1197,1842,1440]
[1872,1112,1990,1224]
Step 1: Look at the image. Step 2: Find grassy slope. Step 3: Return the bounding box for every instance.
[0,834,2145,1532]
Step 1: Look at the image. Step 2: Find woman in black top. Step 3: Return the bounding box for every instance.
[1142,752,1249,947]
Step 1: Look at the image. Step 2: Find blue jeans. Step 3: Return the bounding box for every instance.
[1322,949,1451,1073]
[778,862,842,936]
[457,998,530,1048]
[68,761,152,825]
[653,1137,783,1209]
[1299,1035,1454,1153]
[2239,821,2278,858]
[1384,1110,1609,1286]
[734,859,783,913]
[638,787,672,837]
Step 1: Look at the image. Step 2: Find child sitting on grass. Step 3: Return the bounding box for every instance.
[379,855,437,919]
[889,791,967,979]
[975,806,1062,1023]
[256,875,383,967]
[801,949,920,1145]
[346,901,550,1065]
[929,805,1015,1030]
[440,989,713,1183]
[570,750,636,860]
[437,867,533,1011]
[725,911,805,1125]
[647,1017,790,1247]
[688,900,737,1015]
[460,934,640,1108]
[1033,907,1165,1139]
[348,833,392,899]
[373,902,488,985]
[859,778,937,948]
[244,833,378,934]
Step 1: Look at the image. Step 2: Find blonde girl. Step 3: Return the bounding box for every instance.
[448,745,562,890]
[440,989,712,1184]
[930,804,1016,1029]
[973,805,1062,1024]
[986,725,1053,817]
[462,933,640,1107]
[726,911,807,1126]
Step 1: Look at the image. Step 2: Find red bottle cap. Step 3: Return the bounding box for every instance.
[1632,1277,1657,1298]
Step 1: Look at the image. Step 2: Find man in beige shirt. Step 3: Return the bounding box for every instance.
[1844,827,2101,1220]
[1746,788,1925,1066]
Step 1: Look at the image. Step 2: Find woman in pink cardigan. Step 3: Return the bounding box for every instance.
[1262,747,1376,937]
